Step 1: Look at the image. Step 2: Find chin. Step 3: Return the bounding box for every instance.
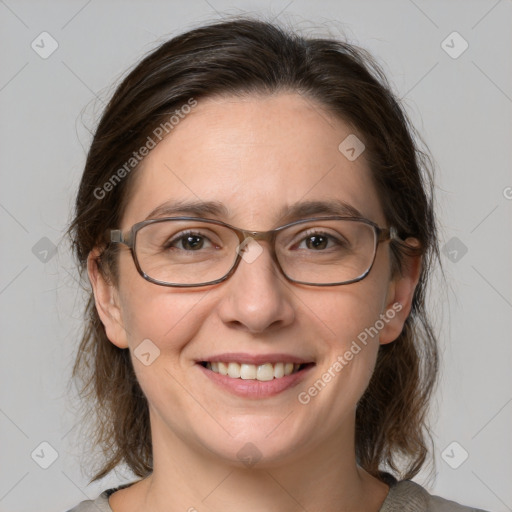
[193,419,310,469]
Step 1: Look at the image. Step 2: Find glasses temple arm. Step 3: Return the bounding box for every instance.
[109,229,134,247]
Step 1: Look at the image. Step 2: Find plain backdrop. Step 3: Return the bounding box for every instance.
[0,1,511,511]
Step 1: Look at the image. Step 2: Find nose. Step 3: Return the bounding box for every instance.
[216,239,296,334]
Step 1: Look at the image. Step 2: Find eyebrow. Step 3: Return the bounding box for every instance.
[143,199,365,224]
[144,200,230,221]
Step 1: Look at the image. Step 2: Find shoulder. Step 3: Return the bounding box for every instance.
[381,478,491,512]
[65,484,126,512]
[65,478,492,512]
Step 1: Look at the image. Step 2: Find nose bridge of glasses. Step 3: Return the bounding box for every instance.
[235,229,282,262]
[239,228,276,243]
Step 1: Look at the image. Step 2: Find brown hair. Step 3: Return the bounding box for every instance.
[66,16,439,483]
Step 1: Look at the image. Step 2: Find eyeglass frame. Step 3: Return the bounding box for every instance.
[108,216,399,288]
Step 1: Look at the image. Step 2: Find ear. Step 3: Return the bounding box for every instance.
[87,249,129,349]
[379,238,422,345]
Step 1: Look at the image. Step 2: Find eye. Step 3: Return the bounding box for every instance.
[164,231,216,251]
[302,233,328,250]
[295,230,347,251]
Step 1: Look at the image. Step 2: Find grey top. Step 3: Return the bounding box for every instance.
[66,474,491,512]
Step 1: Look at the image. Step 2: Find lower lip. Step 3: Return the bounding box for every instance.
[196,363,315,399]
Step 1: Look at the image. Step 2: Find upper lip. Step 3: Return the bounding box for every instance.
[197,353,315,365]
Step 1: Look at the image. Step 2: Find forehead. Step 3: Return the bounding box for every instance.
[121,93,385,230]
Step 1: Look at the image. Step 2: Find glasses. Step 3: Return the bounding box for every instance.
[109,216,398,287]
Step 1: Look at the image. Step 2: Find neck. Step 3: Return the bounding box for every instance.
[126,410,390,512]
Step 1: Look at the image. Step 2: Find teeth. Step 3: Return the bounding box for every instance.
[204,361,303,380]
[274,362,284,379]
[240,363,256,380]
[256,363,274,381]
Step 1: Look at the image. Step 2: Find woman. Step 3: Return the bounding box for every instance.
[66,16,489,512]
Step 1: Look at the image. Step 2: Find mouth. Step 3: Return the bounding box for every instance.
[196,358,316,399]
[198,361,314,381]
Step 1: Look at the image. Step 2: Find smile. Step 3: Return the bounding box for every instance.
[201,361,309,381]
[197,359,316,399]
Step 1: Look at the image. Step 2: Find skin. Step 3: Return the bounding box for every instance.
[88,92,421,512]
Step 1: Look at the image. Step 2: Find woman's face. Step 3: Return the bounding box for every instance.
[90,92,416,468]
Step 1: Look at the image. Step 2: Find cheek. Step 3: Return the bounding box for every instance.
[119,288,214,425]
[305,281,388,352]
[121,290,213,351]
[308,245,393,344]
[314,291,383,381]
[297,268,390,415]
[116,251,209,344]
[295,299,383,433]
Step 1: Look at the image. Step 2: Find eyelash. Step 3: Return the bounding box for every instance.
[164,230,216,249]
[164,228,346,251]
[292,229,345,250]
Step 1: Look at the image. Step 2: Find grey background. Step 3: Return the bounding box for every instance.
[0,1,511,511]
